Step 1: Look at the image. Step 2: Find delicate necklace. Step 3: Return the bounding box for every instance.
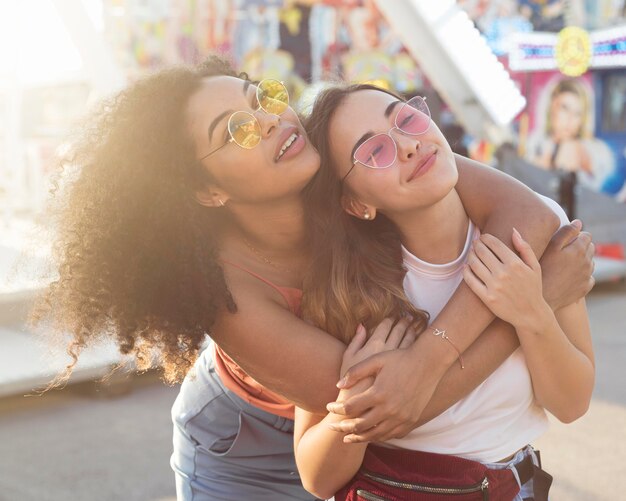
[243,237,293,274]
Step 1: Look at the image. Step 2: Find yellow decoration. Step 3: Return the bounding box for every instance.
[555,27,592,77]
[280,7,302,37]
[360,79,391,90]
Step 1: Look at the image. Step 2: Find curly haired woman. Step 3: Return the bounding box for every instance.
[32,56,593,500]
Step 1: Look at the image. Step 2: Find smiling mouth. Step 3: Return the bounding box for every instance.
[407,150,436,182]
[275,132,300,161]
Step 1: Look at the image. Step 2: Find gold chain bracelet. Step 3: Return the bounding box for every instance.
[432,328,465,369]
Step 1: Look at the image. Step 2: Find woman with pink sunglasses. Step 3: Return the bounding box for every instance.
[295,84,595,500]
[33,57,593,500]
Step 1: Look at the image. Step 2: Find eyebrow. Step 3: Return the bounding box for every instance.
[385,100,401,118]
[350,131,375,162]
[207,81,253,143]
[208,109,233,144]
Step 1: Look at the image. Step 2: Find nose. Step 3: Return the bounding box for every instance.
[391,128,421,162]
[256,110,280,138]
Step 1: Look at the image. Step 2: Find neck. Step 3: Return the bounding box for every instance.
[388,189,469,264]
[227,195,308,260]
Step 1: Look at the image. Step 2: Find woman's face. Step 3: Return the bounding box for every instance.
[550,91,584,141]
[187,76,320,204]
[329,89,458,216]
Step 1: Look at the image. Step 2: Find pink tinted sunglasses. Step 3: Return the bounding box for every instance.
[342,96,431,182]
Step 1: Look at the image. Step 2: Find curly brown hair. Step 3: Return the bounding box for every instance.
[31,55,244,385]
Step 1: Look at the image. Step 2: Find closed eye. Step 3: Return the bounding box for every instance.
[399,113,414,128]
[371,144,384,158]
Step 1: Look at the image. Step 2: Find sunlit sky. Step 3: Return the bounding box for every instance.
[0,0,103,86]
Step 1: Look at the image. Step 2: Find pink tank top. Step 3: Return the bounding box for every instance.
[214,260,302,419]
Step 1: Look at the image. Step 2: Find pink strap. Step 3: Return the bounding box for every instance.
[221,259,293,301]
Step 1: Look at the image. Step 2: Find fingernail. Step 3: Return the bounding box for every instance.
[330,404,344,414]
[336,376,348,389]
[572,219,582,229]
[343,437,354,444]
[327,403,341,413]
[513,227,521,239]
[357,324,366,336]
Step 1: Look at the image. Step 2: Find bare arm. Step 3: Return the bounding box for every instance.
[428,155,560,357]
[411,156,563,421]
[295,403,366,499]
[210,266,343,412]
[405,157,559,369]
[326,156,560,442]
[521,300,594,422]
[295,237,595,499]
[293,233,594,497]
[295,319,415,499]
[465,231,594,422]
[414,219,594,426]
[326,220,594,439]
[211,164,583,426]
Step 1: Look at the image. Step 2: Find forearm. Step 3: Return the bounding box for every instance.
[296,413,366,499]
[416,318,519,425]
[211,299,345,414]
[517,301,594,423]
[455,154,560,258]
[407,283,496,370]
[421,156,561,370]
[295,381,371,499]
[415,269,575,425]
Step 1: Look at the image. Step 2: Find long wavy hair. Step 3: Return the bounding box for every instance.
[302,84,429,344]
[30,55,244,385]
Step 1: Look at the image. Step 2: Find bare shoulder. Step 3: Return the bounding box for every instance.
[207,237,344,410]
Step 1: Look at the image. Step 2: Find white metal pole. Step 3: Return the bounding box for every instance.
[52,0,126,97]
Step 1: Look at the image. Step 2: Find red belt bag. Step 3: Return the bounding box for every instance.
[334,444,551,501]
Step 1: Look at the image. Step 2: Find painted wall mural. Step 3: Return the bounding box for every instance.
[524,73,619,193]
[99,0,626,199]
[101,0,424,96]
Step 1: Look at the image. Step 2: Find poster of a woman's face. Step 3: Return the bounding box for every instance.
[526,74,618,194]
[548,81,588,142]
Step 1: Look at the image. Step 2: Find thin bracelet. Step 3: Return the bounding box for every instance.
[432,328,465,369]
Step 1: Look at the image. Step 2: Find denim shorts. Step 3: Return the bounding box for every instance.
[170,345,316,500]
[484,445,546,500]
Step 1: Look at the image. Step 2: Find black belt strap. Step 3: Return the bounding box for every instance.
[514,454,535,485]
[513,451,553,501]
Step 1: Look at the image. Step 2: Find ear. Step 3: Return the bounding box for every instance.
[340,194,376,221]
[194,185,230,208]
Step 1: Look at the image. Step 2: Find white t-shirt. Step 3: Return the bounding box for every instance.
[382,195,569,463]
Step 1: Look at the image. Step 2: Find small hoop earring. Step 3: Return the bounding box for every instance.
[363,211,371,220]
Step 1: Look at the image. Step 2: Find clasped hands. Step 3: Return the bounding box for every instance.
[325,317,443,444]
[324,221,595,444]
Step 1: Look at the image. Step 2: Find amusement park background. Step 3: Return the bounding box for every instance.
[0,1,625,500]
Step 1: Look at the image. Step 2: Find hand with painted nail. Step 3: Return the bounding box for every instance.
[338,317,417,381]
[540,220,595,311]
[462,226,594,424]
[463,229,552,332]
[325,318,418,440]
